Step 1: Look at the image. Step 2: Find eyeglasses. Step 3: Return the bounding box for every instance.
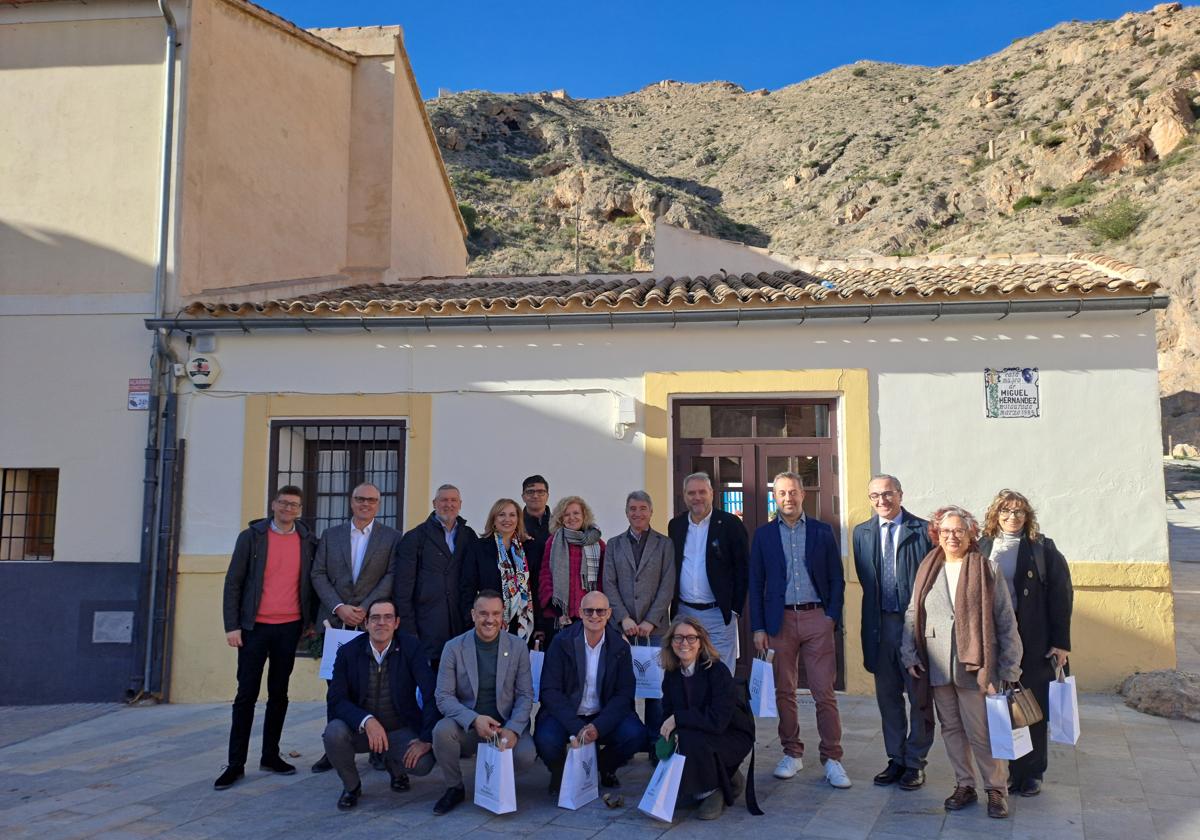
[671,634,701,645]
[868,491,898,501]
[353,496,380,504]
[580,607,610,617]
[938,528,968,538]
[523,489,548,496]
[998,508,1027,519]
[274,500,302,510]
[367,614,396,624]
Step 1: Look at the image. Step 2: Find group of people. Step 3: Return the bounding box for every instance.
[218,469,1072,822]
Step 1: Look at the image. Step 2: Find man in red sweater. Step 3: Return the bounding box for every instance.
[216,485,318,790]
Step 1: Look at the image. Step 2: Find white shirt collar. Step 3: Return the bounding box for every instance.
[351,518,375,536]
[688,509,713,529]
[268,518,296,535]
[880,511,903,528]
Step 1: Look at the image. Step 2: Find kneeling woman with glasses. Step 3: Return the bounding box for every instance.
[658,617,755,820]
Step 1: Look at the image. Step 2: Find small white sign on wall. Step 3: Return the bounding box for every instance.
[985,367,1040,418]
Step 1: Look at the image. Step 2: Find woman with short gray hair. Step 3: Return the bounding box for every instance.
[901,505,1023,819]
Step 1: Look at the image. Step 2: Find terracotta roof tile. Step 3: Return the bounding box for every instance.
[184,252,1157,319]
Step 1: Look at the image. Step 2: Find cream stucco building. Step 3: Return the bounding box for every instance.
[1,0,1176,709]
[160,232,1173,702]
[0,0,466,702]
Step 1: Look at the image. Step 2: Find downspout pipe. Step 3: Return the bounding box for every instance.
[132,0,179,701]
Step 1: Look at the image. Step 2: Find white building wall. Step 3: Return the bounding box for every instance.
[0,312,151,563]
[174,312,1166,565]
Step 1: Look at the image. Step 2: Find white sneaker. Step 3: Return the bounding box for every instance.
[824,758,852,789]
[773,755,803,779]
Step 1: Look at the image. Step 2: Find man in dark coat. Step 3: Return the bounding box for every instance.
[851,474,934,790]
[217,485,317,790]
[520,474,552,637]
[534,591,644,792]
[394,484,478,666]
[667,471,749,673]
[323,596,439,810]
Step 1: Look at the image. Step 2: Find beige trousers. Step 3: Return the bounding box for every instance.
[932,684,1008,792]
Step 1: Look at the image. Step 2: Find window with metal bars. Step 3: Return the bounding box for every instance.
[1,468,59,560]
[267,421,406,538]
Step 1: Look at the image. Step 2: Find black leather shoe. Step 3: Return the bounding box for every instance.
[259,755,296,775]
[600,771,620,789]
[390,772,410,792]
[337,785,361,811]
[433,785,465,815]
[213,765,244,790]
[1018,778,1042,797]
[311,754,333,773]
[899,767,925,790]
[873,761,904,786]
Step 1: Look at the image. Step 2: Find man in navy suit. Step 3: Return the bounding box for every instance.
[322,597,439,810]
[851,474,934,790]
[750,471,850,789]
[533,591,643,793]
[668,472,749,674]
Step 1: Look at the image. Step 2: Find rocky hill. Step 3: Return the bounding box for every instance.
[426,3,1200,446]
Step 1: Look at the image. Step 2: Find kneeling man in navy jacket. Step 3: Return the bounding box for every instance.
[323,596,438,810]
[534,590,644,793]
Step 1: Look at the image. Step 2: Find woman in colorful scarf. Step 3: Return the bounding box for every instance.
[538,496,606,634]
[460,498,536,643]
[900,505,1022,820]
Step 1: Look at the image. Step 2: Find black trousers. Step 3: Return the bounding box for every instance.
[676,726,753,799]
[1010,659,1052,783]
[228,620,303,767]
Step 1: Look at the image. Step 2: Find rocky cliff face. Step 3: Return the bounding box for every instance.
[427,3,1200,446]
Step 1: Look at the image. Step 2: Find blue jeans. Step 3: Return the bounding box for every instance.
[534,710,645,773]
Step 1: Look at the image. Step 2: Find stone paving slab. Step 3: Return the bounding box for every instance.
[0,691,1195,839]
[1,499,1196,838]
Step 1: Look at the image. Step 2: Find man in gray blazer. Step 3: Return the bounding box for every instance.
[311,483,399,630]
[309,483,401,773]
[431,590,536,815]
[603,490,676,753]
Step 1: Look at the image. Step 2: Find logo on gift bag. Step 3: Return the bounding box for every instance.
[633,659,649,677]
[582,758,593,779]
[479,759,495,796]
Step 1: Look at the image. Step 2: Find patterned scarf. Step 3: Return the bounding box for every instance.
[495,534,534,641]
[549,526,603,617]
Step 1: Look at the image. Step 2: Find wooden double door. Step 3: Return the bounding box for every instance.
[673,399,845,688]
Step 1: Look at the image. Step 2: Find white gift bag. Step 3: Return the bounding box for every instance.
[474,739,517,814]
[750,653,778,718]
[638,751,686,823]
[529,648,545,702]
[558,740,600,810]
[319,627,364,680]
[1049,666,1081,745]
[631,641,664,700]
[986,693,1033,760]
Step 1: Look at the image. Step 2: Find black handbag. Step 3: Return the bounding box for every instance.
[1006,681,1044,729]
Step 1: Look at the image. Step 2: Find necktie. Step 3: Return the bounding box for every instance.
[881,521,898,612]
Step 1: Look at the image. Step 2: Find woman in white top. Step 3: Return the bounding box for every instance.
[978,490,1073,798]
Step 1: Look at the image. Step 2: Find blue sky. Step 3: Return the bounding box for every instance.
[272,1,1184,99]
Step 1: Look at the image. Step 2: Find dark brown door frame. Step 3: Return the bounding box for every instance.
[670,397,845,688]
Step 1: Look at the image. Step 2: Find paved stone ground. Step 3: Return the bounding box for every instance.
[3,498,1197,840]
